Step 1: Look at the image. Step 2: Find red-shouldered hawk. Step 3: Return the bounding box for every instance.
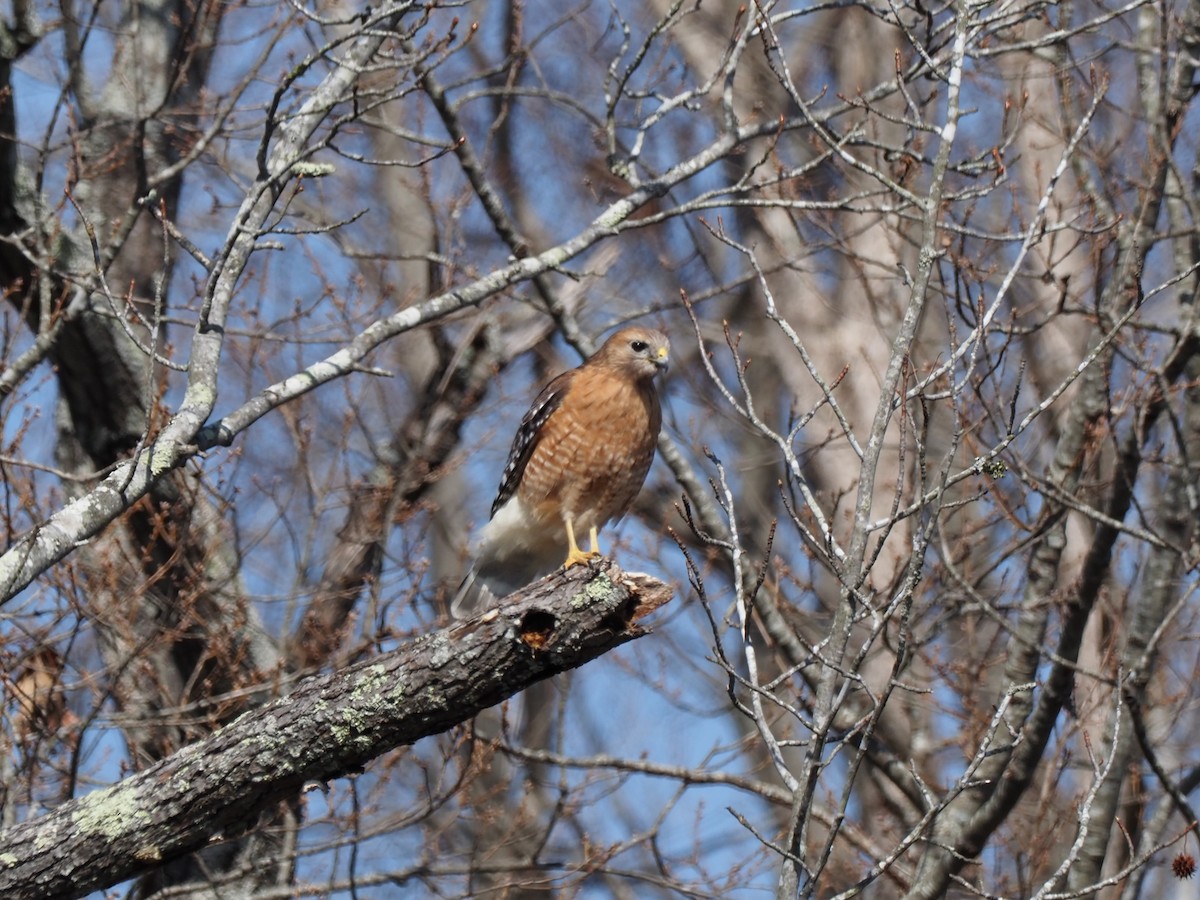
[451,326,670,618]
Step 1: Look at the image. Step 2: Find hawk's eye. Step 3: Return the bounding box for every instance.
[630,340,648,353]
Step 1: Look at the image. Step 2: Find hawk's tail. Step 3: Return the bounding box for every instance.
[449,568,499,620]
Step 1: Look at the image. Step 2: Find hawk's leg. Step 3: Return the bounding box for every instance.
[564,519,601,568]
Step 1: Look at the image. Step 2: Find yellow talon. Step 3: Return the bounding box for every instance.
[563,521,601,568]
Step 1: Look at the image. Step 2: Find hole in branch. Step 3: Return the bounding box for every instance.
[519,610,557,650]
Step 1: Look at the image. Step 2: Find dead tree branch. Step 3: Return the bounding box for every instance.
[0,561,671,900]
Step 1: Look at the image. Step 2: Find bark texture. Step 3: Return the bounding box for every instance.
[0,561,670,900]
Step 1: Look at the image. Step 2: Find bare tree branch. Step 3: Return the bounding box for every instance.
[0,561,671,900]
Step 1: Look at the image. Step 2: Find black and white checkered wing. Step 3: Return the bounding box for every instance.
[490,371,573,518]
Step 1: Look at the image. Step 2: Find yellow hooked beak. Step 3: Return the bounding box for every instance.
[653,344,669,372]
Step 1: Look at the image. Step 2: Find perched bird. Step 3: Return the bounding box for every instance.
[10,646,69,742]
[451,326,670,618]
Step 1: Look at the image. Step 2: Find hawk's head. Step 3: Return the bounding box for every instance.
[595,326,670,380]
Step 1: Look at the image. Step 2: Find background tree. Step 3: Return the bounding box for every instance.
[0,0,1198,897]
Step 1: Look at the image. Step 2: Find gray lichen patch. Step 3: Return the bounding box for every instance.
[149,441,178,478]
[571,573,614,609]
[245,713,283,749]
[69,787,152,843]
[328,666,394,750]
[427,632,455,669]
[388,677,409,704]
[351,664,388,703]
[330,704,375,750]
[242,714,305,775]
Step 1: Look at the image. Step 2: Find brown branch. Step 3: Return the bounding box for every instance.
[0,561,672,900]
